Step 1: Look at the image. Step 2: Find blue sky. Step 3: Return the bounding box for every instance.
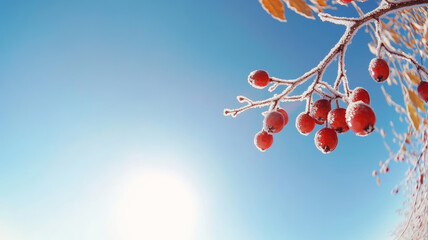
[0,1,412,240]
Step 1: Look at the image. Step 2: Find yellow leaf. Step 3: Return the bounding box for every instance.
[408,89,426,112]
[406,71,420,85]
[259,0,287,22]
[407,104,420,131]
[283,0,315,19]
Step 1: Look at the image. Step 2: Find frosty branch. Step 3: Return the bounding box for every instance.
[224,0,428,119]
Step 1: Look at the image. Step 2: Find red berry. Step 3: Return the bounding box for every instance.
[264,111,285,134]
[248,70,270,89]
[350,87,370,105]
[295,112,316,135]
[310,99,331,123]
[417,81,428,102]
[327,108,349,133]
[369,58,389,82]
[254,131,273,152]
[277,108,289,127]
[346,102,376,136]
[337,0,353,4]
[314,127,338,154]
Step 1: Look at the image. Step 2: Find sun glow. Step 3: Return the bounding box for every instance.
[115,171,199,240]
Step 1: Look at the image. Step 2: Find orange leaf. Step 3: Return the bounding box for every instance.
[408,89,426,112]
[315,0,327,7]
[405,71,420,85]
[309,0,327,7]
[283,0,314,19]
[259,0,286,22]
[407,104,420,131]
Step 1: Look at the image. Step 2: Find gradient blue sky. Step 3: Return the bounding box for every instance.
[0,1,411,240]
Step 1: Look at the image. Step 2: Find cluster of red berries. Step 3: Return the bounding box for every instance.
[248,70,291,151]
[250,57,428,153]
[295,89,376,154]
[249,69,377,153]
[254,89,376,153]
[254,108,289,152]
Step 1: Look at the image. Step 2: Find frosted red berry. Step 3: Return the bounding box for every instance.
[369,58,389,82]
[417,81,428,102]
[350,87,370,105]
[327,108,349,133]
[346,102,376,136]
[254,131,273,152]
[314,127,338,154]
[277,108,289,127]
[264,111,285,134]
[248,70,270,89]
[295,112,316,135]
[310,99,331,123]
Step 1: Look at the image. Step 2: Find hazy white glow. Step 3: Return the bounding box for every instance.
[115,171,198,240]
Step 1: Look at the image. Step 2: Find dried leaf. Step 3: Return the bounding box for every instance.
[408,89,426,112]
[406,104,420,131]
[260,0,286,22]
[405,71,420,85]
[283,0,315,19]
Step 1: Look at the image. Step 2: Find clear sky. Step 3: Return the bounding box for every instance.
[0,1,412,240]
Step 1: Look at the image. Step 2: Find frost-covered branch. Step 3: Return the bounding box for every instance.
[224,0,428,118]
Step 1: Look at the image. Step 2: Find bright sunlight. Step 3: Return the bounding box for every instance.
[115,171,199,240]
